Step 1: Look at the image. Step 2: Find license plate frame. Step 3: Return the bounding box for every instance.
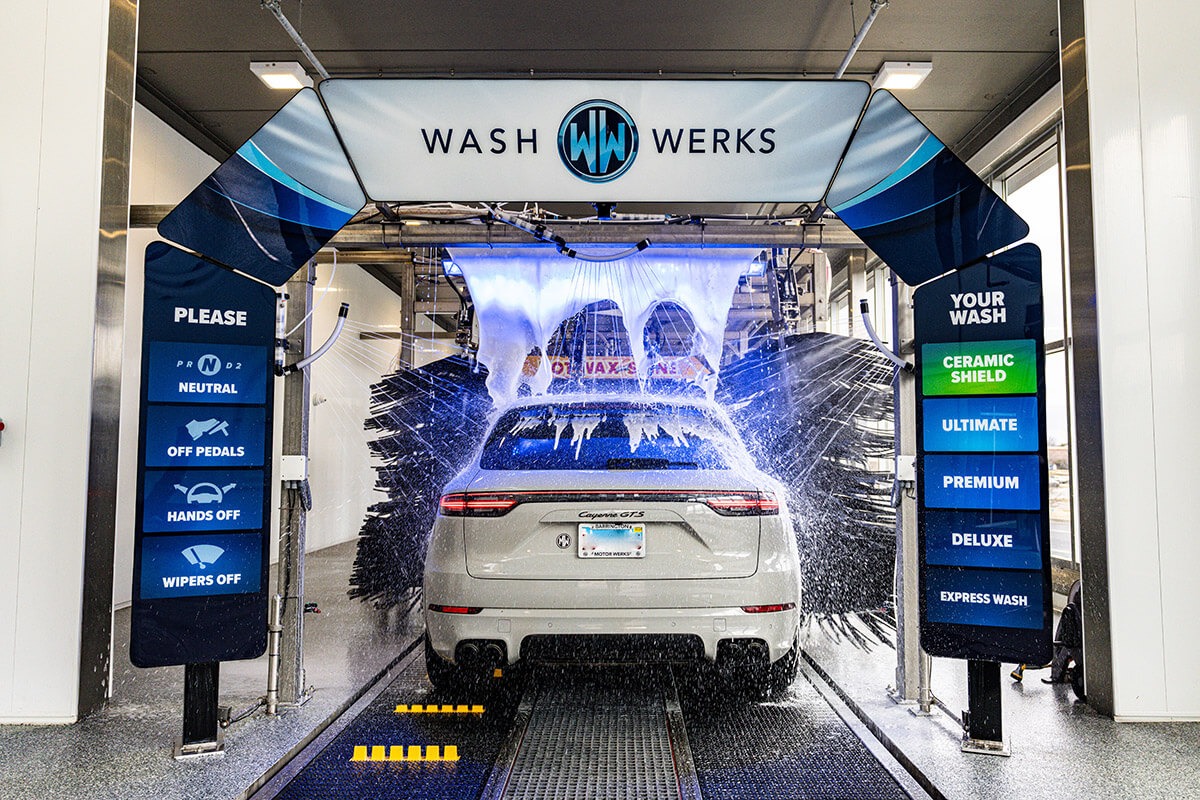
[577,523,645,558]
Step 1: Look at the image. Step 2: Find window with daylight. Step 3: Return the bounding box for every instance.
[996,130,1079,573]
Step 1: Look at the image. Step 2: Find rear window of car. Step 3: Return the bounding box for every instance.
[480,403,733,471]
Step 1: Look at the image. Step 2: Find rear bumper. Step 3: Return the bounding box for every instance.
[425,604,799,664]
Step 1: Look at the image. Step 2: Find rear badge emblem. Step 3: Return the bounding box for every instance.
[556,533,572,549]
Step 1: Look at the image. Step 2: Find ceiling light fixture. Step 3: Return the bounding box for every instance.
[250,61,313,90]
[873,61,933,91]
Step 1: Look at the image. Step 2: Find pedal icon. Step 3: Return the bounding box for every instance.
[185,418,230,440]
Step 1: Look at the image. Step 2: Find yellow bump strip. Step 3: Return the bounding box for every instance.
[394,703,486,715]
[351,744,462,763]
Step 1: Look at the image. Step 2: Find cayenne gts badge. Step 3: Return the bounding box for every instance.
[556,533,572,549]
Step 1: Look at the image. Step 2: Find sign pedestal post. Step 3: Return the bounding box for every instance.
[176,662,223,758]
[963,659,1008,755]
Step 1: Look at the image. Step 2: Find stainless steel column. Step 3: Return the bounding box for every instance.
[892,277,922,701]
[847,250,867,338]
[79,0,137,718]
[400,258,416,368]
[812,252,831,333]
[276,265,314,705]
[1059,0,1113,716]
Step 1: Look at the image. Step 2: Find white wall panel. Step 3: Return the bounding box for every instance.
[0,0,51,723]
[1131,0,1200,717]
[306,264,413,553]
[0,0,111,722]
[1084,0,1200,719]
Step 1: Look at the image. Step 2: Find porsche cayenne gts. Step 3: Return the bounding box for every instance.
[423,396,801,695]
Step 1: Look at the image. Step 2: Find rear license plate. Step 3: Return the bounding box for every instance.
[578,524,645,558]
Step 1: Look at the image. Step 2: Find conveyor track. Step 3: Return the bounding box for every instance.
[253,643,923,800]
[481,666,700,800]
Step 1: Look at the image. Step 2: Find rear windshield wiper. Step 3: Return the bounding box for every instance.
[606,457,698,470]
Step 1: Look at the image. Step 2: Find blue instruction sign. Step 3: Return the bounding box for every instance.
[925,567,1044,630]
[922,396,1039,453]
[146,342,270,404]
[139,533,264,599]
[923,454,1041,511]
[142,468,265,533]
[923,511,1041,570]
[144,405,266,468]
[131,243,276,668]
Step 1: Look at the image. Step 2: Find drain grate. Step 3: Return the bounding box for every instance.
[500,683,682,800]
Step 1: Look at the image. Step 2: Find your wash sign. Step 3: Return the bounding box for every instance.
[912,244,1053,664]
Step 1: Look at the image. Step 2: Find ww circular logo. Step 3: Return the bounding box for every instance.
[557,100,638,183]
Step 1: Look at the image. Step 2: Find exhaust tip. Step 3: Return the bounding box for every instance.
[457,641,481,664]
[482,642,505,664]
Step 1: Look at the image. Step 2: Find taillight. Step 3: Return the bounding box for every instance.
[703,491,780,516]
[429,604,483,614]
[741,602,796,614]
[438,492,520,517]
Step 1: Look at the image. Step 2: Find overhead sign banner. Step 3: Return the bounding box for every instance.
[913,244,1053,664]
[158,88,364,287]
[320,79,870,202]
[828,91,1030,285]
[131,242,276,668]
[156,80,1032,290]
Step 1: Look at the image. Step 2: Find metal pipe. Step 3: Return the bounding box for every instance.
[834,0,888,79]
[274,292,289,377]
[266,594,283,715]
[918,650,933,714]
[860,299,914,372]
[261,0,331,80]
[486,205,652,262]
[281,303,349,375]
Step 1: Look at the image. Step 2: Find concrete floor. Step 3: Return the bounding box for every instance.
[800,617,1200,800]
[0,540,420,800]
[4,543,1197,800]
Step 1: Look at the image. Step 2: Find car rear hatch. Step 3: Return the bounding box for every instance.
[453,470,772,580]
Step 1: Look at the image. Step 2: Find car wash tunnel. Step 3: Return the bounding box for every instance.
[122,73,1039,798]
[7,3,1200,800]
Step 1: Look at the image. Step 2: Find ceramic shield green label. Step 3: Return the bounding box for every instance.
[921,339,1037,396]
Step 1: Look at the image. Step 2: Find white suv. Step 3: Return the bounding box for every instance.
[422,396,801,695]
